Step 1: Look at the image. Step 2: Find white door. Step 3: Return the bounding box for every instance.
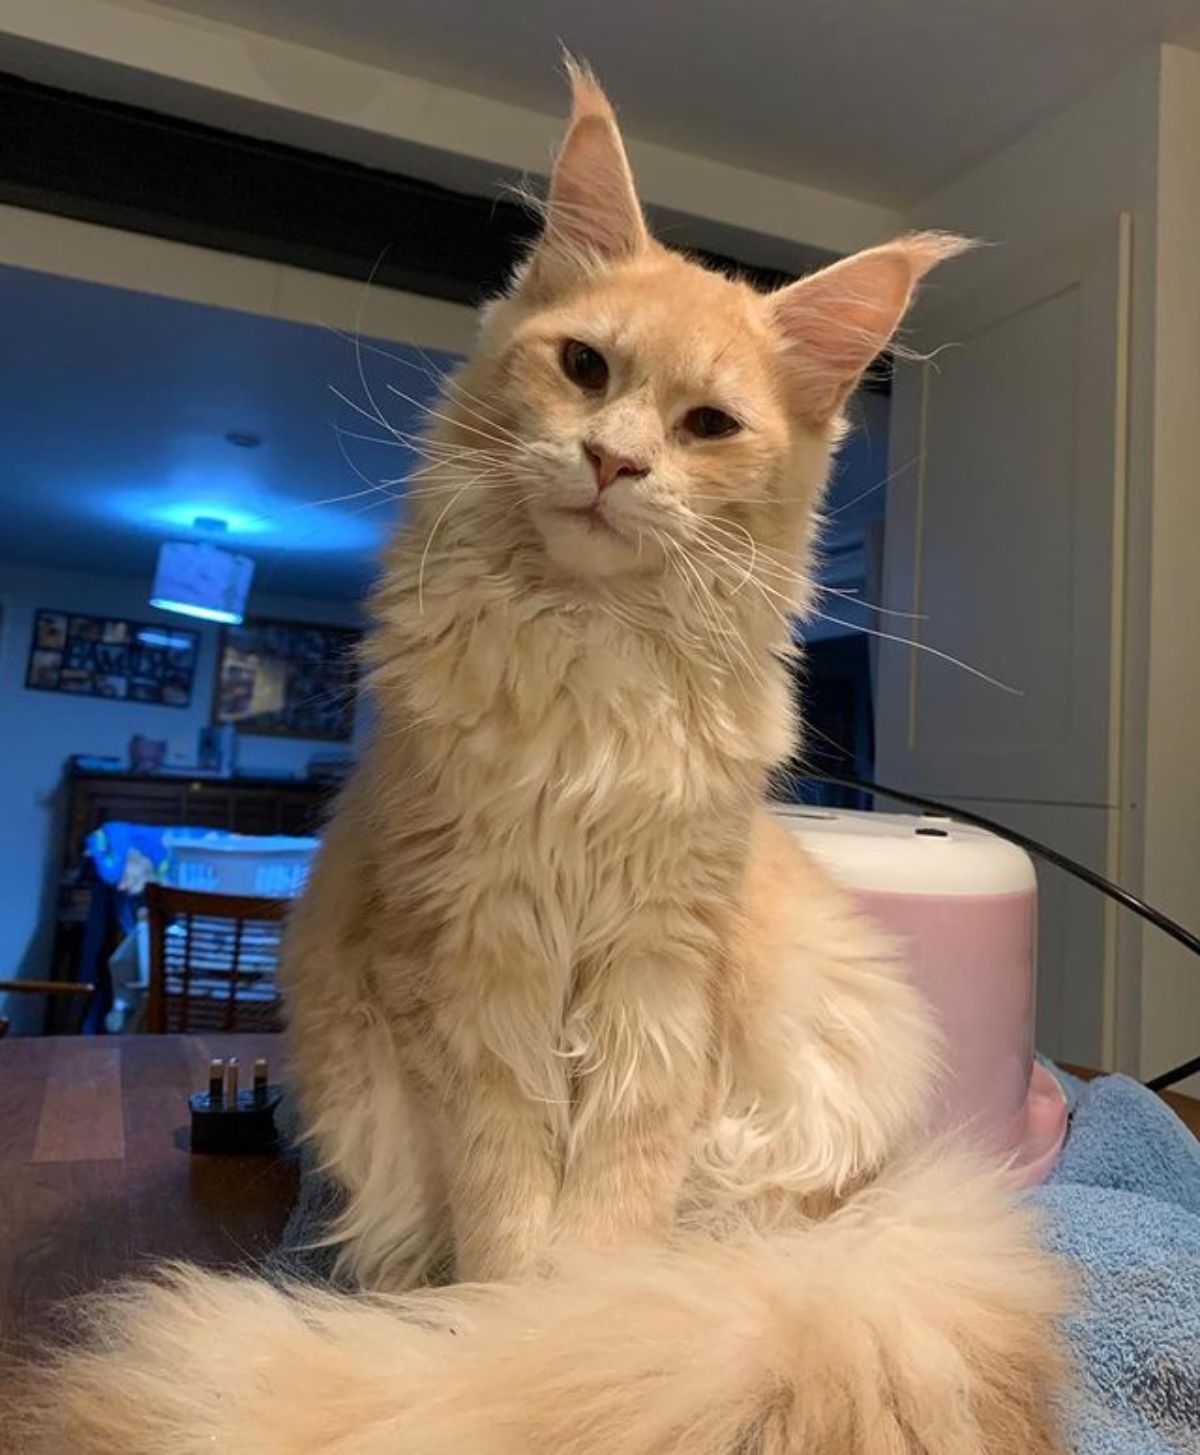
[875,217,1131,1066]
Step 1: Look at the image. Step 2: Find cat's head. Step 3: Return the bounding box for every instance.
[439,65,965,591]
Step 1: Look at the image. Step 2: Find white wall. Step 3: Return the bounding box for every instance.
[0,559,368,982]
[0,0,899,259]
[900,47,1161,750]
[1139,45,1200,1087]
[886,45,1200,1084]
[0,203,477,354]
[881,51,1162,1070]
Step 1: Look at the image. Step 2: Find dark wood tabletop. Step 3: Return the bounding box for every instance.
[1155,1088,1200,1137]
[1063,1064,1200,1138]
[0,1039,1194,1361]
[0,1033,298,1352]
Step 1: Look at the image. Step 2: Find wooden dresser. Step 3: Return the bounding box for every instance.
[51,768,337,990]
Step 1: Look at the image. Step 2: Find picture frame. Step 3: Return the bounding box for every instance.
[212,616,360,741]
[24,609,199,707]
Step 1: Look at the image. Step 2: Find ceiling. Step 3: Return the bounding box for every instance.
[0,264,889,609]
[151,0,1200,206]
[0,263,448,603]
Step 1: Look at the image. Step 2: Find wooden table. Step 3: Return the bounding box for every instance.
[0,1033,298,1349]
[1,1039,1194,1356]
[1063,1064,1200,1138]
[1156,1089,1200,1137]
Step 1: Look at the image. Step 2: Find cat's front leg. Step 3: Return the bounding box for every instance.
[438,1063,561,1282]
[431,948,571,1283]
[552,945,713,1248]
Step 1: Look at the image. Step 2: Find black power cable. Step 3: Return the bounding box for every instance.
[791,772,1200,1093]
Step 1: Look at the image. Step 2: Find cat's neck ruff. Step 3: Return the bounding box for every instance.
[387,514,789,648]
[376,530,790,692]
[366,530,798,792]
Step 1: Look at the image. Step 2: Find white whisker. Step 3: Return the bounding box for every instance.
[384,382,534,457]
[417,473,492,616]
[808,611,1022,694]
[826,454,920,520]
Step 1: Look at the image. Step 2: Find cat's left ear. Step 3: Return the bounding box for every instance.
[524,61,648,296]
[768,233,971,423]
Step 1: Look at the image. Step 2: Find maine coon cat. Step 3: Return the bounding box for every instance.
[11,65,1066,1454]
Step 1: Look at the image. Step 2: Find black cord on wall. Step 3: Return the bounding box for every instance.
[792,772,1200,1093]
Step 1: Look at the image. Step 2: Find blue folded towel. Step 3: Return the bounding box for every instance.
[1031,1070,1200,1454]
[272,1073,1200,1452]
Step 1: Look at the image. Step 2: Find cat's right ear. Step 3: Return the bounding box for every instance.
[767,233,972,423]
[522,61,648,297]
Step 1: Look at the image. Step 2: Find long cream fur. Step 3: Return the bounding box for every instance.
[5,65,1068,1454]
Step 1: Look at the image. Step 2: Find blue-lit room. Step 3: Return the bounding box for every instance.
[0,263,461,1022]
[3,4,1200,1448]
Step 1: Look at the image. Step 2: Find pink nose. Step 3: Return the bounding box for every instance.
[584,442,649,492]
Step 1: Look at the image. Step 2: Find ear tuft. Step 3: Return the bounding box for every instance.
[561,50,615,127]
[769,232,974,422]
[892,230,977,274]
[522,61,648,297]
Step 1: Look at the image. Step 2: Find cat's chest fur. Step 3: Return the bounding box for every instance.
[371,589,766,1080]
[396,589,785,826]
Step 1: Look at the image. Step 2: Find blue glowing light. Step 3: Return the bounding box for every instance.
[137,628,201,649]
[103,485,389,554]
[149,597,244,625]
[89,337,464,569]
[128,495,276,538]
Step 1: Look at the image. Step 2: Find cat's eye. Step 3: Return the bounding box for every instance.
[683,406,742,440]
[560,339,609,393]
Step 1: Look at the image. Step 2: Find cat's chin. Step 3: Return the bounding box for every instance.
[533,506,656,581]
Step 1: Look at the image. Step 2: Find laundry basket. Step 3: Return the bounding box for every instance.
[163,831,319,899]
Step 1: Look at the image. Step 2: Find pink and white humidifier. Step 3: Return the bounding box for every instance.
[774,806,1068,1185]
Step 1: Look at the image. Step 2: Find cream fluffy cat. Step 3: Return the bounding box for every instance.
[10,67,1067,1455]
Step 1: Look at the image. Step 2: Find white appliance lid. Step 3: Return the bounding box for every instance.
[773,806,1035,896]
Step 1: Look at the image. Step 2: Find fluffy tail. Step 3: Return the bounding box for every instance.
[5,1154,1068,1455]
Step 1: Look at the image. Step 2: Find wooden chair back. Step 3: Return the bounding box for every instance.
[144,883,291,1034]
[0,980,95,1038]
